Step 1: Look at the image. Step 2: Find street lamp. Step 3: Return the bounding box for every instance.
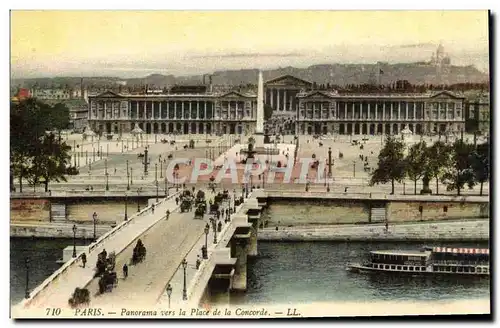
[92,212,97,241]
[182,259,188,301]
[166,284,172,308]
[24,258,30,299]
[203,223,209,259]
[126,160,130,190]
[328,147,332,177]
[156,180,159,202]
[211,218,217,243]
[353,161,356,178]
[142,146,150,176]
[137,188,141,212]
[72,224,77,258]
[124,193,128,221]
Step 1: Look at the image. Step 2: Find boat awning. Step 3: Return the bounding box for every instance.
[432,247,489,255]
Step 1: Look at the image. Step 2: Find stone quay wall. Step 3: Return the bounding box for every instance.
[258,219,489,242]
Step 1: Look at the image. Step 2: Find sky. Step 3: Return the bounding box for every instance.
[10,10,490,78]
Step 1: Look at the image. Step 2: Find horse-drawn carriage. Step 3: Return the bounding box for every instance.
[131,239,147,265]
[98,271,118,294]
[95,251,116,277]
[68,288,90,308]
[95,250,118,294]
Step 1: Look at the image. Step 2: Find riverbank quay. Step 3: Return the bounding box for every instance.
[10,221,114,239]
[257,219,489,242]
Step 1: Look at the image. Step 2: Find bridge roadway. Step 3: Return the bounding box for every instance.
[19,188,226,310]
[88,207,208,308]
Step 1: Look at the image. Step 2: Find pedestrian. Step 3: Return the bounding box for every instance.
[81,253,87,268]
[102,249,107,260]
[385,221,389,233]
[175,197,179,205]
[114,167,117,174]
[344,187,349,193]
[151,203,155,214]
[196,255,201,269]
[123,263,129,279]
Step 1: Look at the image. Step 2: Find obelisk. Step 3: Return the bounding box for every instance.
[255,70,264,134]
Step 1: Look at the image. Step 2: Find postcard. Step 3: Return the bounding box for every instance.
[10,10,490,319]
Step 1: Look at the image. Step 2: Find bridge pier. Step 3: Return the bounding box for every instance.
[243,198,262,257]
[230,226,251,291]
[247,212,260,257]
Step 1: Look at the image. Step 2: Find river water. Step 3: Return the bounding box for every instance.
[10,238,489,307]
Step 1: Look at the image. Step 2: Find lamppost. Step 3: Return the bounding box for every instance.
[72,224,77,258]
[105,159,109,191]
[156,180,159,202]
[24,258,30,299]
[124,193,128,221]
[130,167,133,186]
[166,284,172,308]
[203,223,209,259]
[160,159,163,179]
[142,146,150,176]
[155,163,158,182]
[126,160,130,190]
[211,217,218,243]
[353,161,356,178]
[137,188,141,212]
[182,259,188,301]
[328,147,332,177]
[92,212,97,241]
[164,177,169,197]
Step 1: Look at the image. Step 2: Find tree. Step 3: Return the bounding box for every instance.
[470,142,490,196]
[441,139,476,196]
[369,136,406,194]
[11,99,74,192]
[29,133,79,192]
[405,141,428,194]
[422,141,450,195]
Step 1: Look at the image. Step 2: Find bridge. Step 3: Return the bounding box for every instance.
[12,188,265,317]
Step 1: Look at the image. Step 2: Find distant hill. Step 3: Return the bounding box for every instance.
[11,62,489,90]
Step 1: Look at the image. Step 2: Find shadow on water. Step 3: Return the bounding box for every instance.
[10,237,91,305]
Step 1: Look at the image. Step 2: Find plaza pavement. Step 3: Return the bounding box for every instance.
[13,133,489,197]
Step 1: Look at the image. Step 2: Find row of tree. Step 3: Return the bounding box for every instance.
[10,98,78,192]
[370,136,489,196]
